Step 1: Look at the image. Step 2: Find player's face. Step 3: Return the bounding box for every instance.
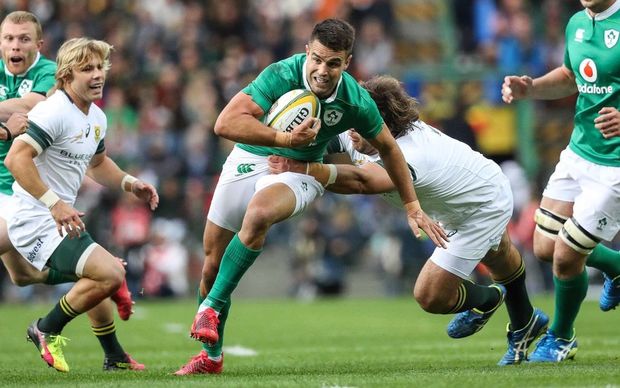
[305,40,351,99]
[580,0,616,13]
[66,56,106,109]
[0,21,41,75]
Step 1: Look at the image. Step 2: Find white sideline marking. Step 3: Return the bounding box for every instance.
[223,345,258,356]
[163,323,185,333]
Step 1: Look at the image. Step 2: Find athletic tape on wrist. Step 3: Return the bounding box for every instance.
[325,164,337,186]
[39,189,61,210]
[121,174,138,192]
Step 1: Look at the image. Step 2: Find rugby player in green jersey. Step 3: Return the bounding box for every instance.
[175,19,448,375]
[502,0,620,362]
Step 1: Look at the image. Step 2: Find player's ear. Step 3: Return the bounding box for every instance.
[305,44,310,56]
[343,54,352,70]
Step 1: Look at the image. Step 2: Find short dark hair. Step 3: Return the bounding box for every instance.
[310,18,355,55]
[360,75,420,139]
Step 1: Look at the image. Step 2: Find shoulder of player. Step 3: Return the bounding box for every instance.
[337,72,377,110]
[27,55,57,76]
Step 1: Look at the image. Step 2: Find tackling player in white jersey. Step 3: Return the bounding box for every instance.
[269,75,548,365]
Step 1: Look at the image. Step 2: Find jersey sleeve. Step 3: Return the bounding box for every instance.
[356,98,384,140]
[26,100,62,150]
[242,61,297,115]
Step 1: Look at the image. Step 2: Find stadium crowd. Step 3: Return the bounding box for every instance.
[0,0,617,302]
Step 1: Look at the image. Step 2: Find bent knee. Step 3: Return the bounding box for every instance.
[413,287,452,314]
[10,273,36,287]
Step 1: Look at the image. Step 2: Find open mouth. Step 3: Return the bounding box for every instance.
[9,56,24,64]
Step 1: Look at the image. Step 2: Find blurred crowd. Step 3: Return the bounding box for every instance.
[0,0,617,302]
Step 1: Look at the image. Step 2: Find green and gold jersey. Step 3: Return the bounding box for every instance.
[0,53,56,194]
[239,53,383,162]
[564,3,620,166]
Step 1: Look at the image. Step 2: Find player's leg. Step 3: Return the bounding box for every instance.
[28,237,124,372]
[86,298,144,371]
[414,252,505,332]
[483,230,548,365]
[176,220,233,375]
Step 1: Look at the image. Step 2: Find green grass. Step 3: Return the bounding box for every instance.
[0,296,619,387]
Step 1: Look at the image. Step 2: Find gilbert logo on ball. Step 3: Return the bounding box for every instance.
[265,89,320,133]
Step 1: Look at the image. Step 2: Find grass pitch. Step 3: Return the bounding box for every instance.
[0,296,619,387]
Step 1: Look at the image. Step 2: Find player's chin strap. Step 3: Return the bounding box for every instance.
[560,217,600,255]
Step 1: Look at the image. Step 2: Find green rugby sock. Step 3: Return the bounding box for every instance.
[550,270,588,339]
[448,281,503,314]
[204,298,231,358]
[586,245,620,278]
[495,258,534,331]
[92,322,125,359]
[205,234,261,312]
[38,295,80,334]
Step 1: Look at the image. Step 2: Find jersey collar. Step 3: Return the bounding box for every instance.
[585,0,620,20]
[302,57,342,104]
[3,51,41,77]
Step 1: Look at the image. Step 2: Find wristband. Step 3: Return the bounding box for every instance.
[121,174,138,192]
[39,189,61,210]
[325,164,337,186]
[0,122,11,141]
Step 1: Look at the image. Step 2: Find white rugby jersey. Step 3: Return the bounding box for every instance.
[13,90,107,206]
[337,121,506,228]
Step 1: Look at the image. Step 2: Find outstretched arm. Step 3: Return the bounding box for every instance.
[87,152,159,210]
[502,65,577,104]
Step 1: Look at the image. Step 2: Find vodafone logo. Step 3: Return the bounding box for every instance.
[579,59,597,82]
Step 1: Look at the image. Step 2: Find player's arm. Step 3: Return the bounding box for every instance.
[214,91,319,147]
[502,65,577,103]
[368,125,447,247]
[5,136,85,238]
[87,151,159,210]
[0,113,29,141]
[0,92,45,122]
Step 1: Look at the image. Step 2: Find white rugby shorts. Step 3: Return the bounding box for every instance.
[207,146,325,232]
[430,175,513,279]
[543,147,620,241]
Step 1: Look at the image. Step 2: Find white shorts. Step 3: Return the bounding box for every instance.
[1,194,67,271]
[207,146,325,232]
[430,175,513,279]
[543,147,620,241]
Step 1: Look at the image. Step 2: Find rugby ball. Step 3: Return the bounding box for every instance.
[264,89,321,133]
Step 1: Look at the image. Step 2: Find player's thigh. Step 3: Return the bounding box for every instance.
[533,196,573,260]
[0,216,12,254]
[1,249,45,285]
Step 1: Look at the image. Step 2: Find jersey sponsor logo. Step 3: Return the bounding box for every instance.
[323,109,343,126]
[575,28,585,42]
[579,59,597,82]
[605,29,619,48]
[17,79,33,96]
[94,125,101,142]
[577,59,612,94]
[235,163,255,175]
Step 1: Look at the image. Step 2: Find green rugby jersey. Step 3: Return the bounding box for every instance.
[0,53,56,194]
[239,53,383,162]
[564,3,620,166]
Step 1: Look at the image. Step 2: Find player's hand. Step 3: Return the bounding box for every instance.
[501,75,532,104]
[405,201,448,248]
[594,107,620,138]
[131,181,159,210]
[348,129,377,155]
[50,201,86,239]
[268,155,307,174]
[5,113,28,137]
[290,117,320,147]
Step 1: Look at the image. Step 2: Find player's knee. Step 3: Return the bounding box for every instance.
[533,207,568,262]
[9,272,36,286]
[414,285,450,314]
[559,217,599,256]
